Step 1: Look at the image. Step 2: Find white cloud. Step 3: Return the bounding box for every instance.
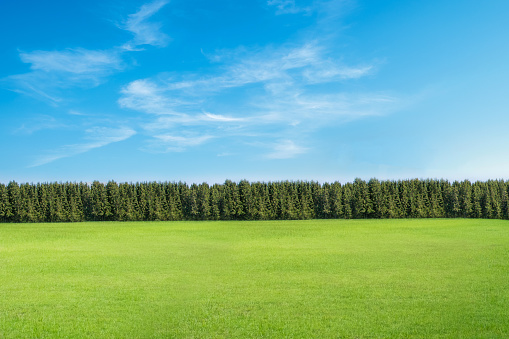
[267,0,311,15]
[118,41,397,157]
[155,134,213,146]
[30,127,136,167]
[20,48,123,75]
[4,72,64,104]
[121,0,170,50]
[147,134,214,152]
[254,91,397,124]
[3,0,170,104]
[201,112,246,122]
[119,79,176,114]
[68,110,88,116]
[266,140,309,159]
[119,43,375,110]
[303,64,373,83]
[4,49,123,103]
[14,115,67,135]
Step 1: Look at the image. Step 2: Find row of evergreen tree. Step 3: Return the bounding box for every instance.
[1,179,508,223]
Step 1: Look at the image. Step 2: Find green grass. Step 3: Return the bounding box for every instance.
[1,219,509,338]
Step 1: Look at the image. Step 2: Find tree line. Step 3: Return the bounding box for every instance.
[1,179,508,223]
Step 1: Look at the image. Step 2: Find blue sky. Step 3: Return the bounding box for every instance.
[1,0,508,183]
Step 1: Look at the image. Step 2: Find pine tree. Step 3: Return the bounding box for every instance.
[471,183,483,218]
[341,183,353,219]
[352,178,372,218]
[239,180,254,220]
[7,181,21,222]
[0,183,11,222]
[489,180,502,219]
[197,183,211,220]
[368,178,383,218]
[427,180,445,218]
[67,183,84,222]
[209,184,222,220]
[502,181,509,220]
[318,183,331,219]
[166,183,183,221]
[106,181,120,221]
[298,181,316,219]
[445,182,460,218]
[89,181,109,221]
[19,183,38,222]
[458,180,473,218]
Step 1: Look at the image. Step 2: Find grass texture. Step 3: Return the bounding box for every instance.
[1,219,509,338]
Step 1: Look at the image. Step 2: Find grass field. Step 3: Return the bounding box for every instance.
[1,219,509,338]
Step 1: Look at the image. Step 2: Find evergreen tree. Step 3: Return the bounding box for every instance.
[352,178,372,218]
[445,182,460,218]
[458,180,473,218]
[341,183,353,219]
[106,181,121,221]
[89,181,110,221]
[222,180,243,220]
[299,181,316,219]
[0,183,11,222]
[19,183,39,222]
[7,181,21,222]
[488,180,502,219]
[368,178,383,218]
[427,180,445,218]
[471,183,483,218]
[182,184,199,220]
[67,183,84,222]
[209,184,222,220]
[166,183,183,221]
[318,183,331,219]
[197,183,211,220]
[239,180,254,220]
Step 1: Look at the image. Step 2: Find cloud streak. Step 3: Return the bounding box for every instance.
[121,0,170,50]
[30,127,136,167]
[267,0,312,15]
[118,41,398,159]
[266,140,309,159]
[3,0,169,104]
[144,133,214,152]
[118,41,394,158]
[14,115,68,135]
[20,48,123,75]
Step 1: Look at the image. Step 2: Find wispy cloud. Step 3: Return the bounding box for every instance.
[121,0,170,50]
[144,134,214,152]
[201,112,246,122]
[20,48,123,75]
[119,42,375,112]
[68,110,88,116]
[266,140,309,159]
[118,79,190,115]
[30,126,136,167]
[14,115,68,135]
[3,49,123,104]
[267,0,312,15]
[117,36,398,157]
[3,0,169,104]
[119,41,389,124]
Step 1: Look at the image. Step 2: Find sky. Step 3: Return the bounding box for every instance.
[1,0,509,184]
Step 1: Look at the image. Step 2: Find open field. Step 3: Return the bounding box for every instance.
[1,219,509,338]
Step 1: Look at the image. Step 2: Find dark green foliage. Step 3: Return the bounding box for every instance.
[352,178,373,218]
[7,181,21,222]
[3,179,509,222]
[0,183,11,222]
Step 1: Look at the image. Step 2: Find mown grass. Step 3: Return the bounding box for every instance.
[1,219,509,338]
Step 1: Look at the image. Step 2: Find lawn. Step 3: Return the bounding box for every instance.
[1,219,509,338]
